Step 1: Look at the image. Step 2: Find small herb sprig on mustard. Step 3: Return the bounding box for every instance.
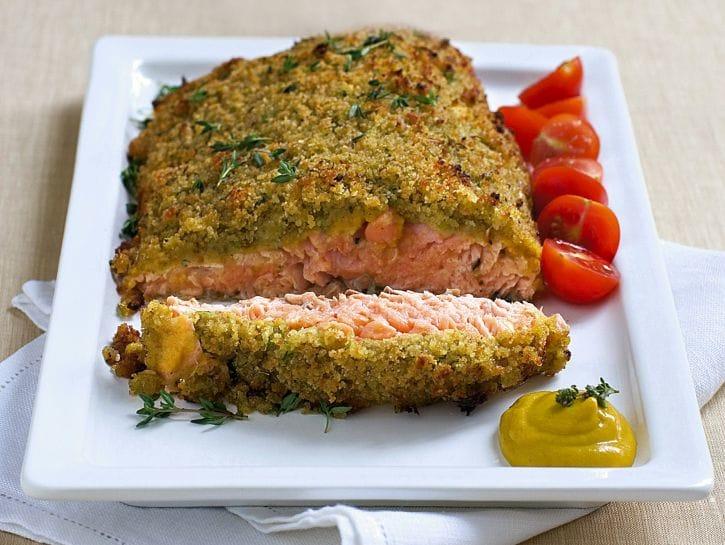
[135,391,247,428]
[555,378,619,408]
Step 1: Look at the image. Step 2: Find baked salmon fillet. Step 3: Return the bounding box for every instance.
[102,289,570,413]
[111,29,541,315]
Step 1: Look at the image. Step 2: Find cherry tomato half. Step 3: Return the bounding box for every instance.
[519,57,583,109]
[537,195,620,261]
[530,114,600,166]
[535,96,585,118]
[541,239,620,304]
[532,166,607,216]
[532,157,603,182]
[498,105,548,160]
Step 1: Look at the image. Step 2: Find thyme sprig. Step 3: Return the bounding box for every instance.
[325,30,394,72]
[555,378,619,408]
[135,391,247,428]
[217,150,242,186]
[318,401,352,433]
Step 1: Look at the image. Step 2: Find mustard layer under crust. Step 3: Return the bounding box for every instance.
[111,29,540,310]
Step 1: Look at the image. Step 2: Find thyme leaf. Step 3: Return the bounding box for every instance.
[282,55,299,73]
[252,151,265,167]
[153,77,186,103]
[121,158,141,198]
[195,120,220,134]
[120,214,138,239]
[390,95,409,110]
[189,87,208,103]
[276,393,302,416]
[271,160,298,183]
[192,179,205,192]
[414,90,438,106]
[348,103,364,118]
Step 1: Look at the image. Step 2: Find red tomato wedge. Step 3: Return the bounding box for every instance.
[537,195,620,261]
[535,96,585,118]
[519,57,583,109]
[532,157,603,182]
[541,239,620,304]
[530,114,600,165]
[497,106,548,160]
[531,166,607,216]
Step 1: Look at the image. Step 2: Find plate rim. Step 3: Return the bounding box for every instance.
[21,35,713,504]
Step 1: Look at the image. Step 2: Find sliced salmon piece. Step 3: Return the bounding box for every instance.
[104,289,570,413]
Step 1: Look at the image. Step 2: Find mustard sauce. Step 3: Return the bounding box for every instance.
[498,391,636,467]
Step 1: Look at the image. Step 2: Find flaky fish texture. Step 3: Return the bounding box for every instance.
[111,29,540,314]
[103,289,570,414]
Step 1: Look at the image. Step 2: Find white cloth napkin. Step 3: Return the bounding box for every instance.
[2,241,723,545]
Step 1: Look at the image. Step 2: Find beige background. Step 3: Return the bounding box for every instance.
[1,0,723,543]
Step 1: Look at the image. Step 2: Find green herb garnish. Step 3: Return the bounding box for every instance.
[414,90,438,106]
[555,378,619,408]
[211,134,269,152]
[367,79,390,100]
[329,30,394,72]
[252,151,265,167]
[120,158,141,198]
[192,179,205,192]
[154,81,182,102]
[189,87,208,103]
[318,401,352,433]
[308,60,321,72]
[195,120,220,134]
[269,148,286,159]
[271,160,298,183]
[120,214,138,239]
[282,83,298,93]
[217,150,242,186]
[351,132,365,144]
[390,95,409,109]
[282,55,298,73]
[135,391,247,428]
[276,393,302,416]
[131,117,151,129]
[348,103,364,118]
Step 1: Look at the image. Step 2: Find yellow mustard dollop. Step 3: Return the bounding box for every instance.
[498,391,636,467]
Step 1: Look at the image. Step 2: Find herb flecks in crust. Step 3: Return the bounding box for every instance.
[112,29,538,305]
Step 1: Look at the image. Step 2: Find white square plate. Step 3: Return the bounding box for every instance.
[21,36,712,505]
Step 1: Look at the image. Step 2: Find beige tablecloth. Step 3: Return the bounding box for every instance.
[0,1,722,543]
